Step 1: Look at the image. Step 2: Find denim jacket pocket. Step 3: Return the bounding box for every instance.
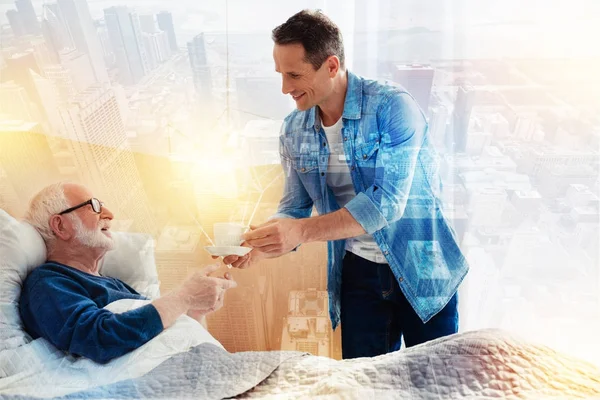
[290,151,319,173]
[289,151,322,200]
[354,140,380,162]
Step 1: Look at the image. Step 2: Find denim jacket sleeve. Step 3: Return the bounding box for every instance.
[344,91,427,235]
[270,130,315,221]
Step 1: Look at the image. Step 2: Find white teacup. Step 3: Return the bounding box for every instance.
[213,222,248,247]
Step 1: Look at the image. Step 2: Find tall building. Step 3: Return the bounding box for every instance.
[207,283,269,352]
[41,4,71,61]
[130,11,150,75]
[26,37,57,68]
[104,6,148,85]
[280,290,333,358]
[5,49,41,76]
[142,34,158,71]
[139,13,156,34]
[188,33,213,120]
[6,10,25,37]
[450,85,475,153]
[58,86,128,171]
[429,104,449,147]
[514,112,539,141]
[57,0,109,84]
[95,24,115,68]
[0,120,60,217]
[142,31,170,71]
[0,82,38,121]
[4,53,44,116]
[489,112,511,138]
[58,85,156,234]
[30,70,62,134]
[43,64,77,103]
[392,64,435,114]
[15,0,40,35]
[156,31,171,62]
[59,49,95,93]
[44,3,72,47]
[41,12,60,63]
[157,11,177,51]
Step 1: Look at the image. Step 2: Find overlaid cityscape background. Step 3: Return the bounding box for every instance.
[0,0,598,364]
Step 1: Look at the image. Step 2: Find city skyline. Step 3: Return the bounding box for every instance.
[0,0,598,364]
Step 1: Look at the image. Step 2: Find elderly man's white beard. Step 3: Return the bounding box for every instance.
[71,216,115,251]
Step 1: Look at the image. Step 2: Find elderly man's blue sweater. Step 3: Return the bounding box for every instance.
[19,262,163,364]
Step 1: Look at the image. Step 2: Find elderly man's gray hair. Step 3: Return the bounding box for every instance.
[25,182,71,244]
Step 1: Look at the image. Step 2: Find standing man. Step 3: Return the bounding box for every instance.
[223,10,469,359]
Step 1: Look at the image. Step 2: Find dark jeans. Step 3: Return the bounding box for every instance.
[340,252,459,359]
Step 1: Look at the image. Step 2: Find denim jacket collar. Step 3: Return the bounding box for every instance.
[305,70,363,130]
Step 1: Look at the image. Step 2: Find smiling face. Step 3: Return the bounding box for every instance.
[72,212,114,251]
[62,184,115,251]
[273,43,338,111]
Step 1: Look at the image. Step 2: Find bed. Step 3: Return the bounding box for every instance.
[1,209,599,399]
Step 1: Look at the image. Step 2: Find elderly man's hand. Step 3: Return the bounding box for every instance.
[186,270,234,321]
[179,265,237,315]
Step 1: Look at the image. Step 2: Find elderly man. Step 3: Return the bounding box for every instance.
[19,182,236,364]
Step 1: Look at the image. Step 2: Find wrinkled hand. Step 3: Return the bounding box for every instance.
[242,219,304,256]
[187,270,234,320]
[179,265,237,316]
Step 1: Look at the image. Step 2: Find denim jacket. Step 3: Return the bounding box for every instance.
[273,71,469,329]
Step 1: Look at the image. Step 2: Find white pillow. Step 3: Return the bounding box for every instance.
[99,232,161,299]
[0,209,161,356]
[0,209,46,351]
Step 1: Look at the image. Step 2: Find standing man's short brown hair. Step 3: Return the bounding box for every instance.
[272,9,345,70]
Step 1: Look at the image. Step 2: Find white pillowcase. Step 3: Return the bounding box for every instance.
[99,231,161,299]
[0,210,46,352]
[0,209,161,357]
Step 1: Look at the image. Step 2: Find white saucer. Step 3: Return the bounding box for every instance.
[204,246,252,257]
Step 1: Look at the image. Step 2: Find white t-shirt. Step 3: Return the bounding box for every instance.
[322,118,387,264]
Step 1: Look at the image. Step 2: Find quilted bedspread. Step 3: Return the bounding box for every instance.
[2,329,599,399]
[1,344,304,400]
[240,329,600,399]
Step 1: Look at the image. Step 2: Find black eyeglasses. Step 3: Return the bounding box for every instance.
[58,198,104,215]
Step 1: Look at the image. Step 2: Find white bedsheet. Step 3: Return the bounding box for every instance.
[0,299,221,398]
